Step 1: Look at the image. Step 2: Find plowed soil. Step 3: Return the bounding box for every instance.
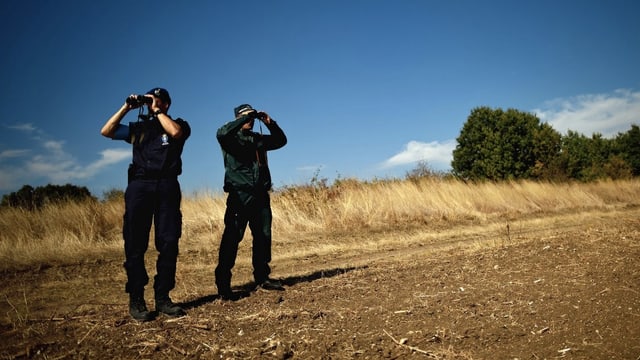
[2,208,639,359]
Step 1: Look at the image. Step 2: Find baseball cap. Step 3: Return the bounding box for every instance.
[234,104,255,117]
[146,87,171,105]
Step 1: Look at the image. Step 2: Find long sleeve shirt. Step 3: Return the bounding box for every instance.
[216,115,287,193]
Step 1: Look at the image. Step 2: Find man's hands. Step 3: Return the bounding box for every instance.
[149,95,163,114]
[125,94,159,111]
[254,111,272,125]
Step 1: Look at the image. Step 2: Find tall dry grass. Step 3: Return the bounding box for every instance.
[1,178,639,271]
[0,199,122,270]
[272,178,635,232]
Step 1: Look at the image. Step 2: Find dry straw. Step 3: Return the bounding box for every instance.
[1,178,639,271]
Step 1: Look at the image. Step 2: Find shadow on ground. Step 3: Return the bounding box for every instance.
[179,265,364,309]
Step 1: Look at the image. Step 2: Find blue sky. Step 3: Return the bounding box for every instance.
[1,0,639,197]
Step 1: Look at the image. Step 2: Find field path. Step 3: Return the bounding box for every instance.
[2,206,639,359]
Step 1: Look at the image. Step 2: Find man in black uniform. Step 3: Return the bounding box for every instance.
[215,104,287,299]
[101,87,190,321]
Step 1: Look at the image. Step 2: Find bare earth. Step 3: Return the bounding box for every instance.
[2,207,639,359]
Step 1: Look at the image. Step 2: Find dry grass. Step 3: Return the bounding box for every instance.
[2,179,639,359]
[0,200,121,270]
[1,178,639,271]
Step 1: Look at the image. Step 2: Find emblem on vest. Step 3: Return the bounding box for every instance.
[161,134,169,146]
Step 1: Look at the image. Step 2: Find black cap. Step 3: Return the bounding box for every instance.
[146,87,171,105]
[234,104,254,117]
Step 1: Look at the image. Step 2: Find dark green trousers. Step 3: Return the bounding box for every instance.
[215,191,272,290]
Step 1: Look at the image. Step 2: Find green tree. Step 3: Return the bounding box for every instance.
[584,133,614,180]
[1,183,95,210]
[556,131,592,181]
[614,124,640,176]
[530,123,563,180]
[1,185,36,209]
[452,107,555,180]
[555,131,626,181]
[602,155,633,179]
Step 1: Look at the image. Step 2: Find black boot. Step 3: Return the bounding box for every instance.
[129,295,153,322]
[155,295,186,317]
[257,278,285,291]
[217,286,236,300]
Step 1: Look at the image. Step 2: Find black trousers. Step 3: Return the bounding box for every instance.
[215,191,272,290]
[122,178,182,298]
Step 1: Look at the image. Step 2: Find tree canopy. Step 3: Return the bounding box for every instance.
[1,184,95,210]
[451,106,639,181]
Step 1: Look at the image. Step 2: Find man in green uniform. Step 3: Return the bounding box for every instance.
[215,104,287,299]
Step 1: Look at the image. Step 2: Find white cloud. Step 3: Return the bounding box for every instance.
[0,169,24,190]
[381,139,456,169]
[0,149,30,160]
[43,140,66,156]
[24,148,130,183]
[82,149,130,176]
[0,123,131,191]
[8,123,36,132]
[26,157,77,182]
[533,89,640,138]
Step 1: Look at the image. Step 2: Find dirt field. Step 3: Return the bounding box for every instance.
[2,207,639,359]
